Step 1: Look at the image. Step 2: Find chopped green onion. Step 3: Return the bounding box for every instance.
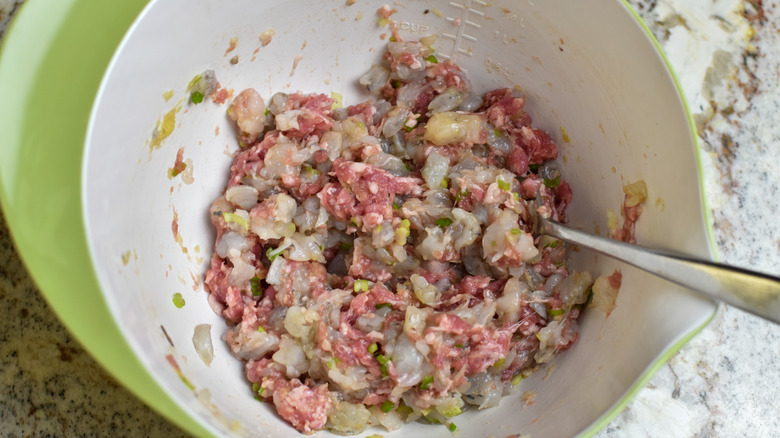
[252,383,260,392]
[303,164,321,176]
[493,358,506,368]
[354,279,370,292]
[392,80,402,88]
[250,276,262,297]
[340,242,352,251]
[257,326,265,332]
[510,228,523,235]
[350,218,358,227]
[435,218,453,227]
[548,309,565,317]
[368,343,379,354]
[254,395,263,402]
[375,303,391,309]
[376,224,383,232]
[222,212,249,232]
[393,201,401,210]
[186,74,202,92]
[424,54,438,64]
[494,128,503,138]
[404,162,413,171]
[543,176,561,188]
[172,293,185,308]
[190,91,204,104]
[266,246,283,262]
[512,192,520,201]
[546,240,560,248]
[449,423,457,432]
[440,178,449,189]
[529,163,540,172]
[326,357,340,369]
[454,343,464,348]
[331,91,343,109]
[419,376,433,390]
[497,178,511,191]
[442,406,461,417]
[404,124,414,132]
[257,387,265,396]
[380,363,388,376]
[376,354,389,365]
[455,190,469,203]
[380,400,395,413]
[511,373,524,386]
[389,35,397,42]
[264,108,269,116]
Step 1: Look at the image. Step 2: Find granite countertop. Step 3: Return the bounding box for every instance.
[1,0,779,437]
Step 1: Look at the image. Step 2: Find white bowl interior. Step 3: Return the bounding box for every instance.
[84,0,716,436]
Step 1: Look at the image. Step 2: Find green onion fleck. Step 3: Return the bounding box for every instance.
[257,326,265,332]
[368,343,378,354]
[543,176,561,189]
[548,309,565,317]
[511,373,524,386]
[254,395,263,402]
[190,91,204,104]
[258,387,265,396]
[493,358,506,368]
[392,80,402,88]
[376,354,389,365]
[510,228,523,235]
[529,163,540,172]
[381,400,395,413]
[354,279,370,292]
[376,224,383,232]
[186,74,202,92]
[435,218,453,227]
[222,212,249,232]
[266,246,281,262]
[404,162,413,171]
[454,343,464,348]
[546,240,560,248]
[375,303,391,309]
[419,376,433,390]
[440,178,449,189]
[380,363,388,376]
[424,54,438,64]
[497,178,511,191]
[449,423,457,432]
[250,276,262,297]
[264,108,269,116]
[393,201,401,210]
[340,242,352,251]
[172,293,185,308]
[389,35,397,42]
[252,383,260,392]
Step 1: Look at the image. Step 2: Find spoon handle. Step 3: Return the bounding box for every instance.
[539,218,780,324]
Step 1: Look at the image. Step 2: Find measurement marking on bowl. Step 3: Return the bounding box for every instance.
[439,0,487,61]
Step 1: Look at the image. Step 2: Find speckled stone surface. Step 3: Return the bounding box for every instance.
[1,0,779,437]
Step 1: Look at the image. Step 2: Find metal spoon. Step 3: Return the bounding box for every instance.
[538,216,780,324]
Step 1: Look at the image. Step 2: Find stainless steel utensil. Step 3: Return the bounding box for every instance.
[539,217,780,324]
